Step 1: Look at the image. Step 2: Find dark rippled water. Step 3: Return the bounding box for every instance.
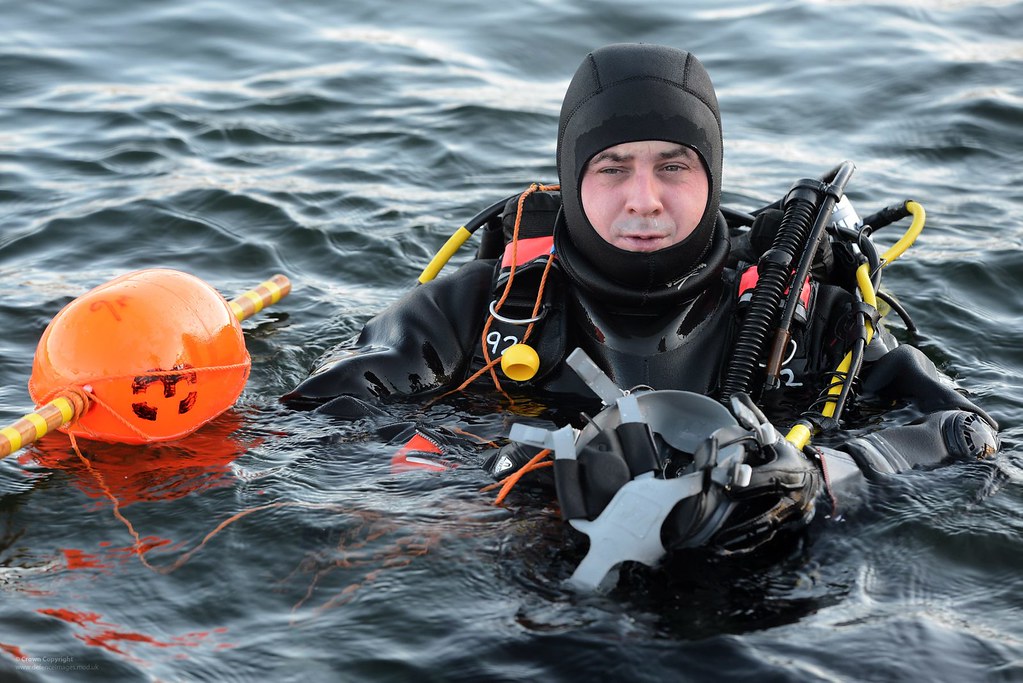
[2,1,1022,681]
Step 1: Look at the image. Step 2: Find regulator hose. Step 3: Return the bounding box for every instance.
[417,193,517,284]
[718,179,823,404]
[764,161,855,387]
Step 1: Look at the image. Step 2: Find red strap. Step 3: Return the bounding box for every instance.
[500,236,554,269]
[738,265,812,310]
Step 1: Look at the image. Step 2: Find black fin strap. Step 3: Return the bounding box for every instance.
[615,422,659,478]
[801,411,841,434]
[851,301,880,327]
[554,459,587,521]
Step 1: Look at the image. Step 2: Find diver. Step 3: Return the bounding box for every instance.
[284,43,999,586]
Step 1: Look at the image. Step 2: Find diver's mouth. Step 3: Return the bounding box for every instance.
[610,215,675,252]
[615,234,671,252]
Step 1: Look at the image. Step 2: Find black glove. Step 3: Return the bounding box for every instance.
[484,418,564,486]
[706,435,819,553]
[861,345,997,428]
[663,394,821,555]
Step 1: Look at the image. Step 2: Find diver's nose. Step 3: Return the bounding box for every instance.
[624,166,664,217]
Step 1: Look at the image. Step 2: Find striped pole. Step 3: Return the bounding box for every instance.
[1,274,293,459]
[229,274,291,322]
[1,393,88,459]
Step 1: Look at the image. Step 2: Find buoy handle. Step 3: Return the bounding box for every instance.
[229,274,291,321]
[1,393,88,458]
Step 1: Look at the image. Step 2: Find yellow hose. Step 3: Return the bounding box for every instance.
[418,226,473,284]
[786,201,924,448]
[880,200,925,265]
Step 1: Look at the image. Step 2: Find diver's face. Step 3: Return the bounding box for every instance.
[580,140,709,253]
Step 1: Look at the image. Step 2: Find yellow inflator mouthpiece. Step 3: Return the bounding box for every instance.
[501,344,540,382]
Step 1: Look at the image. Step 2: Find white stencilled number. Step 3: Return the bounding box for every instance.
[487,331,519,356]
[779,368,803,387]
[779,339,803,387]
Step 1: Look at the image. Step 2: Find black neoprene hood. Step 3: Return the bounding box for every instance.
[556,43,724,294]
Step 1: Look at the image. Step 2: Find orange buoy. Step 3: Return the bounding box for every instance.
[28,269,251,444]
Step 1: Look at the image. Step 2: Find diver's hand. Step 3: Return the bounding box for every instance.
[711,428,820,553]
[484,417,562,483]
[862,345,996,427]
[663,393,821,554]
[483,440,542,480]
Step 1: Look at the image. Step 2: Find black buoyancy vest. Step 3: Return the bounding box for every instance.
[461,187,857,404]
[564,274,737,394]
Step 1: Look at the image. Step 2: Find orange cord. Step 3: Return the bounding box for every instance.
[436,183,559,402]
[37,361,250,444]
[69,430,162,571]
[67,426,346,574]
[426,185,564,504]
[68,433,431,618]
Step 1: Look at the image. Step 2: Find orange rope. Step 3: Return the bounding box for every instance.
[36,385,92,414]
[36,361,250,443]
[66,388,151,442]
[484,186,559,392]
[67,423,348,574]
[430,186,563,505]
[446,427,500,449]
[525,249,557,327]
[69,430,162,572]
[478,184,540,394]
[436,183,559,402]
[156,502,350,573]
[74,445,348,574]
[442,354,503,399]
[441,248,558,403]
